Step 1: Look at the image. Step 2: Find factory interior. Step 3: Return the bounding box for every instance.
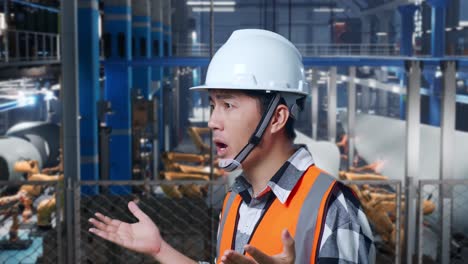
[0,0,468,263]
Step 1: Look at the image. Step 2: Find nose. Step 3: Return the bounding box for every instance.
[208,107,223,131]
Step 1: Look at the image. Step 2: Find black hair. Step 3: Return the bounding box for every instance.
[243,90,297,140]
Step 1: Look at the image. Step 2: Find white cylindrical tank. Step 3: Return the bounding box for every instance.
[0,137,42,181]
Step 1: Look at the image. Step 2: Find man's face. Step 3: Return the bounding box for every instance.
[208,90,262,160]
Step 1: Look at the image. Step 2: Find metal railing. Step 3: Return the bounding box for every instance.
[174,43,399,57]
[296,43,399,56]
[417,179,468,264]
[0,29,61,63]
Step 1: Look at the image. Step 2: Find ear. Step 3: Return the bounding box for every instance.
[270,104,290,134]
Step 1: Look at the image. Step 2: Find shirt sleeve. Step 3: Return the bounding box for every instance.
[317,184,376,264]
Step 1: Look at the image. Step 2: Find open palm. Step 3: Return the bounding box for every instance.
[89,201,162,256]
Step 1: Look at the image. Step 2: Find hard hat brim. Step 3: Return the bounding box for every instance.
[189,84,308,97]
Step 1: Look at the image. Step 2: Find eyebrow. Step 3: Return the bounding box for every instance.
[209,93,237,101]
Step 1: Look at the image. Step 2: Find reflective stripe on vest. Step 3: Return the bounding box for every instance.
[216,165,336,264]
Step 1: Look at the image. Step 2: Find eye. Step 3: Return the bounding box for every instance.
[209,103,215,111]
[224,102,233,109]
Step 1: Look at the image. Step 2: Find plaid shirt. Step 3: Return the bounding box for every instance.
[223,146,375,264]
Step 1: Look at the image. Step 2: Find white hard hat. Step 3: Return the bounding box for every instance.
[190,29,309,101]
[191,29,309,172]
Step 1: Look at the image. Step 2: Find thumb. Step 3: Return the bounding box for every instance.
[281,229,295,258]
[128,201,149,222]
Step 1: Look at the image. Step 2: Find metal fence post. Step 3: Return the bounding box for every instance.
[61,0,80,263]
[311,69,319,140]
[328,66,337,142]
[56,181,64,263]
[439,60,457,264]
[404,60,421,264]
[347,66,356,170]
[395,181,402,264]
[417,180,424,264]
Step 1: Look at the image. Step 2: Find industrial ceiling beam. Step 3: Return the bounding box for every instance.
[361,0,418,16]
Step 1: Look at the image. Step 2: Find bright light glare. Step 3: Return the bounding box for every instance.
[192,7,235,12]
[313,7,344,12]
[187,1,236,6]
[44,90,56,101]
[18,92,36,107]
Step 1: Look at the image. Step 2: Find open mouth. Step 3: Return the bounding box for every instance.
[214,140,228,156]
[215,142,227,149]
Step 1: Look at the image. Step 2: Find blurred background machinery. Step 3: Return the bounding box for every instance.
[1,0,468,263]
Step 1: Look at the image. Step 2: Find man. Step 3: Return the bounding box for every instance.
[89,29,375,264]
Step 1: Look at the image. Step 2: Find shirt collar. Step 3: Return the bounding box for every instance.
[231,145,315,204]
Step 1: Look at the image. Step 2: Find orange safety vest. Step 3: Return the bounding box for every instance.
[217,165,336,264]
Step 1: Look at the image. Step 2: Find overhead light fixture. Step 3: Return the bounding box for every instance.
[445,27,452,32]
[192,6,235,12]
[456,26,463,30]
[459,20,468,27]
[313,7,344,13]
[0,13,6,31]
[368,80,377,88]
[392,85,401,93]
[376,32,387,36]
[187,1,236,6]
[98,14,102,38]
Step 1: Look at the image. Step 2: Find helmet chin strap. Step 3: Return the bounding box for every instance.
[218,93,282,172]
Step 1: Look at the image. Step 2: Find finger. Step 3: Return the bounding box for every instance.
[221,250,241,264]
[281,229,295,258]
[88,218,118,233]
[88,218,107,231]
[220,250,234,264]
[244,245,271,264]
[223,249,256,264]
[94,212,114,225]
[89,227,111,241]
[128,201,149,222]
[95,212,123,228]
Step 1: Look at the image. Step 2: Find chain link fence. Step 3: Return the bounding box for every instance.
[417,179,468,264]
[0,180,62,264]
[8,177,468,264]
[77,180,228,264]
